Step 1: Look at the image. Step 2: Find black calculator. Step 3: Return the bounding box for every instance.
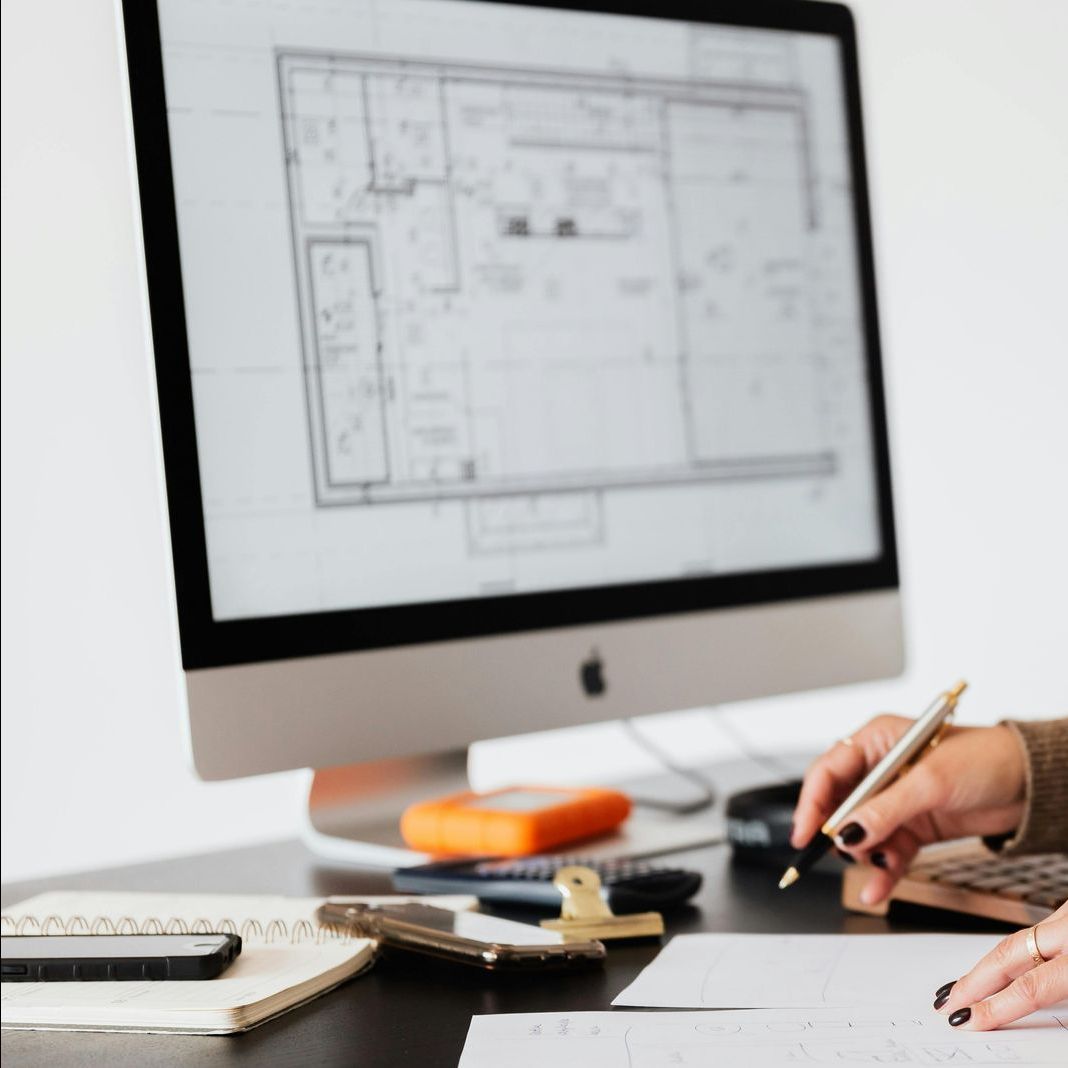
[393,855,702,912]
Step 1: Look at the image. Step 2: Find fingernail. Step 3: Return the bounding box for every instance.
[871,850,888,870]
[835,848,856,865]
[837,822,866,846]
[949,1007,971,1027]
[933,980,956,1009]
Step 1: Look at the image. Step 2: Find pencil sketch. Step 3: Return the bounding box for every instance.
[614,933,1004,1011]
[458,1008,1068,1067]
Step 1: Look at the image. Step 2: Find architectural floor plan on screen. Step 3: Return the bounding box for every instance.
[278,34,872,559]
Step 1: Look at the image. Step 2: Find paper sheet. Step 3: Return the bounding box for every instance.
[458,1007,1068,1067]
[612,933,1003,1008]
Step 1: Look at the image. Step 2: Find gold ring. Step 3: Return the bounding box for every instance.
[1026,925,1048,967]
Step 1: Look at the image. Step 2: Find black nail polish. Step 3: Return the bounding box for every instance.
[871,850,888,870]
[933,992,951,1010]
[934,980,956,1000]
[838,822,866,846]
[835,848,856,865]
[949,1007,971,1027]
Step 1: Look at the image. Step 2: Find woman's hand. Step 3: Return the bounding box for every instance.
[791,715,1027,905]
[933,902,1068,1029]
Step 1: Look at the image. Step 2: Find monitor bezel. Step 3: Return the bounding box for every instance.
[121,0,897,671]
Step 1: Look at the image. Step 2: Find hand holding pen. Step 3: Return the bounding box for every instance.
[785,688,1068,1032]
[784,684,1027,905]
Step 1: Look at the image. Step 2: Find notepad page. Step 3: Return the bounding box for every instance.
[1,889,477,940]
[0,942,368,1034]
[0,889,479,1033]
[2,891,335,938]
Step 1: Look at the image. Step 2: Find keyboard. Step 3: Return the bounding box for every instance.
[842,838,1068,925]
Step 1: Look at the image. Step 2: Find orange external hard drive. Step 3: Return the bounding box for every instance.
[400,786,632,857]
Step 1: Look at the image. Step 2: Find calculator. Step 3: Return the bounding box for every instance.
[393,855,702,912]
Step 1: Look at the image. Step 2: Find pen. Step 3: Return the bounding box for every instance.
[778,680,968,890]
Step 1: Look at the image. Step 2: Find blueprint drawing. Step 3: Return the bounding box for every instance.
[278,44,839,555]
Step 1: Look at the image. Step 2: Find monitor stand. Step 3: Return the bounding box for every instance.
[301,750,469,869]
[298,747,756,870]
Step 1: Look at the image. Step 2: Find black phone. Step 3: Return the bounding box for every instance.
[0,933,242,982]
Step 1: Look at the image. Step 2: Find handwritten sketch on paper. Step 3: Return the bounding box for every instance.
[612,933,1003,1009]
[458,1007,1068,1067]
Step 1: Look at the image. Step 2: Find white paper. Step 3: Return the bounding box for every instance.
[613,933,1003,1008]
[458,1007,1068,1067]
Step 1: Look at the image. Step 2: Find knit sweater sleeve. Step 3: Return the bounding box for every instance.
[990,718,1068,855]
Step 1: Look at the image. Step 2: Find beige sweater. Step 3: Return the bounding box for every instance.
[999,718,1068,854]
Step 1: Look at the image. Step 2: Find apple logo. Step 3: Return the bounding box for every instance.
[580,648,606,697]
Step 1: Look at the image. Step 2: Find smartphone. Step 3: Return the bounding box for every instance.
[316,901,605,971]
[0,933,242,982]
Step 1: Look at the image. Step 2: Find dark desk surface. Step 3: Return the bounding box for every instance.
[1,839,1009,1067]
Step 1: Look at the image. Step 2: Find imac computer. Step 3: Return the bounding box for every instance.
[120,0,901,859]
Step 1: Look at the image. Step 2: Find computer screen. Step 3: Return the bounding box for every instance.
[124,0,899,789]
[143,0,887,647]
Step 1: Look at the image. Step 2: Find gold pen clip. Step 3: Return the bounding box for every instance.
[899,680,966,773]
[925,714,954,751]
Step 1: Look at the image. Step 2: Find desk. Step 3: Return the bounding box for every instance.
[1,839,1010,1067]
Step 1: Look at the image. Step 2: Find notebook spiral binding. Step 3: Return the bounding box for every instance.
[0,912,354,945]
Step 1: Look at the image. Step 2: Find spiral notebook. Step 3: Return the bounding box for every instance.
[0,889,473,1035]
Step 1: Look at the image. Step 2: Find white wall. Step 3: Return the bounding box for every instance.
[2,0,1066,883]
